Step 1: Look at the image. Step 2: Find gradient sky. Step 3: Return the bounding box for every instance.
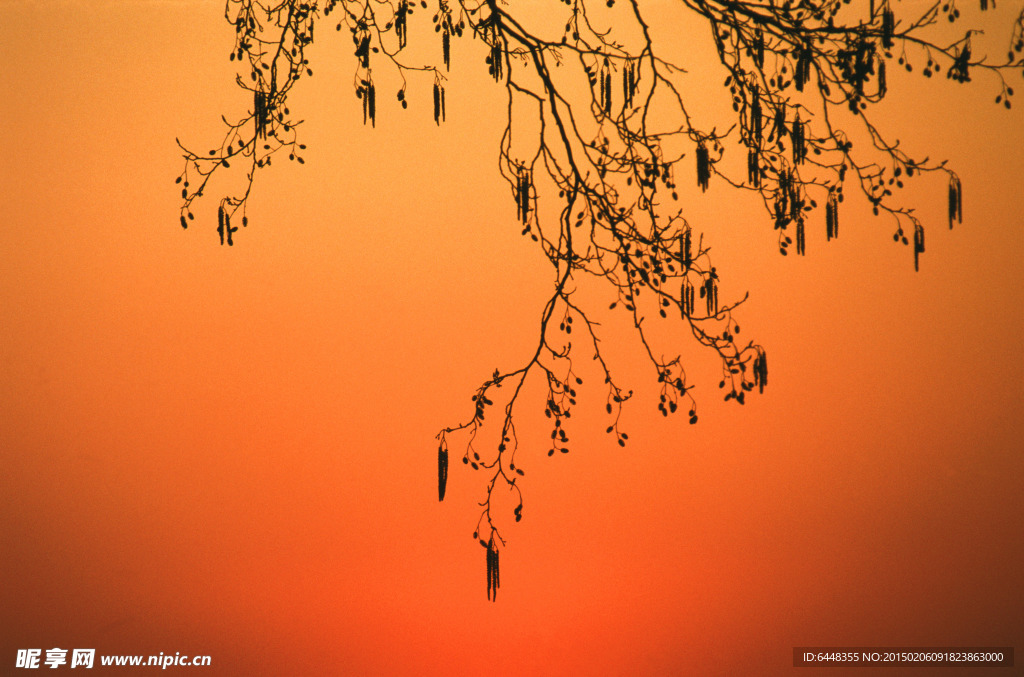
[2,1,1022,675]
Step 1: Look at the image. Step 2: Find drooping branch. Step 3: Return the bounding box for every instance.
[179,0,1024,599]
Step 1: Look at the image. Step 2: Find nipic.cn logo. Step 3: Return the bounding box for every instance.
[15,648,212,669]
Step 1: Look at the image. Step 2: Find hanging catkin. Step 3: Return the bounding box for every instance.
[681,276,693,317]
[486,539,500,601]
[826,189,839,240]
[396,0,408,48]
[948,175,962,229]
[704,276,718,316]
[696,143,710,192]
[437,444,448,501]
[751,86,762,144]
[914,223,925,271]
[681,225,692,270]
[882,4,894,48]
[433,83,445,125]
[791,113,805,164]
[754,347,768,394]
[604,70,613,115]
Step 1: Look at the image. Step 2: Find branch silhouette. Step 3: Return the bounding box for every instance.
[177,0,1023,600]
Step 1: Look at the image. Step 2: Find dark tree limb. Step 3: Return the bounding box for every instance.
[179,0,1024,599]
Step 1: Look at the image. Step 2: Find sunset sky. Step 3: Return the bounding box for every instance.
[2,1,1022,675]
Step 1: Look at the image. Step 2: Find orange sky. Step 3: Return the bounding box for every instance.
[2,1,1022,675]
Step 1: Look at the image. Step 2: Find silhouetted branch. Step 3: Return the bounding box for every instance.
[179,0,1024,599]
